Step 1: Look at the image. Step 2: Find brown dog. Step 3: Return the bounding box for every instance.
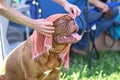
[0,14,81,80]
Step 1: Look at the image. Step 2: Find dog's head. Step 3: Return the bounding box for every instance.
[53,15,81,44]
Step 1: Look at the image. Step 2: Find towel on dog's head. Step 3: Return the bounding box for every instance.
[31,14,81,69]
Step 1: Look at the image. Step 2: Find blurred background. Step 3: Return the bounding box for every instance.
[0,0,120,79]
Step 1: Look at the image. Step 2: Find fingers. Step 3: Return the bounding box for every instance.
[36,26,55,36]
[101,4,109,12]
[40,19,53,26]
[67,9,74,17]
[34,19,55,36]
[0,4,6,10]
[102,7,109,12]
[42,25,55,30]
[64,3,81,18]
[71,6,81,17]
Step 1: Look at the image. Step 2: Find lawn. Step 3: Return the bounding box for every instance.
[60,51,120,80]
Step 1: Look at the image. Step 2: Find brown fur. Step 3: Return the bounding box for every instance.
[0,15,79,80]
[0,75,5,80]
[2,38,64,80]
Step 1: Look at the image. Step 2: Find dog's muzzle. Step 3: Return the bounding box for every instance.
[53,15,82,44]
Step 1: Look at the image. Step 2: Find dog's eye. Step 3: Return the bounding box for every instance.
[70,20,75,25]
[61,21,66,24]
[58,21,67,27]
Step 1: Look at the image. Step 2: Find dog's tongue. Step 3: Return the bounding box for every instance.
[71,33,81,41]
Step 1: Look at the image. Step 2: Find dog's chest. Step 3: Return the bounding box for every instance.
[37,53,62,69]
[33,53,62,79]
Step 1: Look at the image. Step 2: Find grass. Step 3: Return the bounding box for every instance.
[60,51,120,80]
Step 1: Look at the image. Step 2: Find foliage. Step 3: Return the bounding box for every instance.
[60,51,120,80]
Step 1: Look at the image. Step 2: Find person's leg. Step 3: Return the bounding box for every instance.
[95,7,119,38]
[88,10,103,24]
[71,7,119,54]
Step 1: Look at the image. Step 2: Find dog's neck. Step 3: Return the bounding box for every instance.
[50,41,68,54]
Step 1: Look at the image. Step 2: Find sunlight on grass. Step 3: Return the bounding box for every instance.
[60,51,120,80]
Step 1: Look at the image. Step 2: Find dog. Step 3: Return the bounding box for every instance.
[0,14,81,80]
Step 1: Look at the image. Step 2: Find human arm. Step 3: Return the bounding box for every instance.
[0,0,54,36]
[89,0,109,12]
[52,0,81,17]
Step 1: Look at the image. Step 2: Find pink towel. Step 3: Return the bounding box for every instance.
[31,14,75,70]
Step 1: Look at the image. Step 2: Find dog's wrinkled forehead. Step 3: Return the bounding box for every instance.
[53,15,73,24]
[53,15,78,35]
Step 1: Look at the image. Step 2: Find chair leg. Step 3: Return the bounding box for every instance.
[92,41,99,59]
[87,31,100,69]
[88,48,93,69]
[87,31,93,69]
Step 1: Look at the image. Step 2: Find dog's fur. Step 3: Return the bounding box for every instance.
[0,15,79,80]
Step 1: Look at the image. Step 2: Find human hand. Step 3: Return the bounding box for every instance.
[0,4,6,10]
[33,19,55,36]
[63,2,81,17]
[104,8,113,19]
[94,1,109,12]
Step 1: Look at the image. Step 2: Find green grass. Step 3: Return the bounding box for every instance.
[60,51,120,80]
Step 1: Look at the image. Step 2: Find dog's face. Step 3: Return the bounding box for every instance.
[53,15,81,44]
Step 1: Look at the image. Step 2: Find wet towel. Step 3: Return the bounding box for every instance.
[31,14,75,69]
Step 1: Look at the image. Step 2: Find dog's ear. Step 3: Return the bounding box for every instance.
[53,15,81,44]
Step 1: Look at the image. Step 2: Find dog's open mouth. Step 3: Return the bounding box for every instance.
[53,15,82,44]
[54,32,81,44]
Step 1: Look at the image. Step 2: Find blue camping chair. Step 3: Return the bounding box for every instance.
[87,1,120,68]
[87,1,120,67]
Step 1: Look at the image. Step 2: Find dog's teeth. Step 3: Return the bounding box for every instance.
[55,67,61,70]
[63,36,67,39]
